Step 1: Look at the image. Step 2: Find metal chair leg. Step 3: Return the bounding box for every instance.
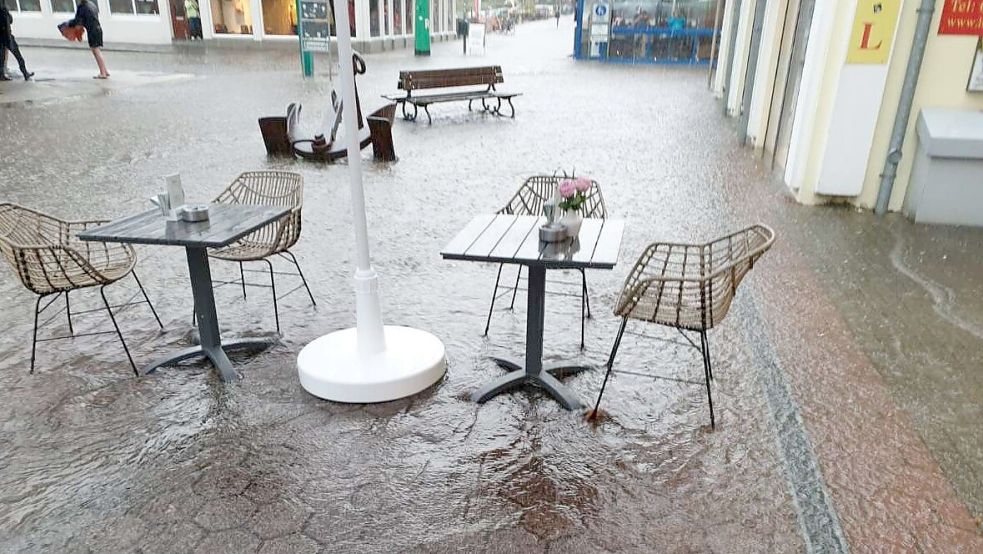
[239,262,247,300]
[30,294,44,373]
[284,250,316,307]
[592,317,628,417]
[65,291,74,336]
[100,285,138,376]
[701,330,714,381]
[509,266,522,310]
[263,259,280,333]
[484,264,504,336]
[699,330,716,428]
[132,271,163,329]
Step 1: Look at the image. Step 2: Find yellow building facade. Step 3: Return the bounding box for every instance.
[714,0,983,215]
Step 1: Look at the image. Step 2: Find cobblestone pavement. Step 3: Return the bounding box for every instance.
[1,18,981,553]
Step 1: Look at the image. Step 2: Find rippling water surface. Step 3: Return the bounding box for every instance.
[3,18,979,553]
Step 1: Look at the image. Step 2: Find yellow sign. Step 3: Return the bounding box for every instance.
[846,0,902,64]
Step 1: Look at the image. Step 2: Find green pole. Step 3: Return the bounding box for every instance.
[415,0,431,56]
[298,0,314,77]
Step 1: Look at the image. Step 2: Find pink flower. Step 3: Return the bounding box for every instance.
[574,177,592,193]
[559,180,577,198]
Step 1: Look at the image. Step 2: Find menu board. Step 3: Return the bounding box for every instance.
[300,0,331,52]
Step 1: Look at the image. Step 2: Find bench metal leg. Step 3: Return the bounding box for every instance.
[503,97,516,118]
[468,99,474,111]
[423,105,432,124]
[402,102,417,122]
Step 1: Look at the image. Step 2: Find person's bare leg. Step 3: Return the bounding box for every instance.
[92,48,109,78]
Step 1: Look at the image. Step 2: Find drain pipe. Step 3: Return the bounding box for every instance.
[874,0,936,215]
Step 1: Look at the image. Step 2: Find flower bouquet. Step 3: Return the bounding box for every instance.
[557,177,592,236]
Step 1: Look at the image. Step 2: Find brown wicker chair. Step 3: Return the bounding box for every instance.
[484,175,607,349]
[207,171,314,333]
[592,224,775,428]
[0,203,162,374]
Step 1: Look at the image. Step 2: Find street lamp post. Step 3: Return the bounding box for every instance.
[297,0,447,403]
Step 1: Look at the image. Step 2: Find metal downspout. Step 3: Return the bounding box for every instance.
[874,0,936,215]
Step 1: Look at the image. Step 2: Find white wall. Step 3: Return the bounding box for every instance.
[726,0,756,116]
[745,0,785,147]
[783,0,840,195]
[11,0,173,44]
[712,0,736,97]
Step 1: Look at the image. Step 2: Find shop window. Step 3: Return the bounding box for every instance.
[610,0,714,29]
[8,0,43,11]
[369,0,379,36]
[109,0,160,14]
[262,0,297,35]
[210,0,253,34]
[393,0,402,34]
[403,0,411,34]
[383,0,389,35]
[50,0,79,13]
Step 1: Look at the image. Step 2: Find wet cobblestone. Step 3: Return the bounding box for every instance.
[1,18,980,553]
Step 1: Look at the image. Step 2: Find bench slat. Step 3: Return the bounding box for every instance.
[399,66,504,91]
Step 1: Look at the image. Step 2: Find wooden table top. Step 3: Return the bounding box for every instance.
[77,204,291,248]
[441,214,625,269]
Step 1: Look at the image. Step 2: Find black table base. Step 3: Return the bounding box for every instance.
[142,338,276,380]
[472,357,591,409]
[471,265,590,410]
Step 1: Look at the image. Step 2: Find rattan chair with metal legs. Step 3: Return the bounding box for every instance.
[206,171,314,333]
[591,225,775,428]
[484,175,607,349]
[0,203,163,375]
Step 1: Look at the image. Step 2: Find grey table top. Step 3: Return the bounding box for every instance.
[77,204,291,248]
[441,214,625,269]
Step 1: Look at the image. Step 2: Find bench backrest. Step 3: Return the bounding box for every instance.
[398,66,504,91]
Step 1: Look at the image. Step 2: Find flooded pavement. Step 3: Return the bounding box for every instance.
[1,18,981,552]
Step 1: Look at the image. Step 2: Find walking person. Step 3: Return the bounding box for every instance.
[68,0,109,79]
[0,1,33,81]
[185,0,203,40]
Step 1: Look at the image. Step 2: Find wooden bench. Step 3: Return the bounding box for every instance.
[383,66,521,124]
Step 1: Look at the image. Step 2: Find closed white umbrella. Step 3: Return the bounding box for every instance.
[297,0,446,402]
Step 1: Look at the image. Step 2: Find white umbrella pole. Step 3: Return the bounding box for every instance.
[334,0,385,355]
[296,0,446,403]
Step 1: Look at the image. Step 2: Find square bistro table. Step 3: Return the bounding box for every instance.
[441,214,625,409]
[78,204,291,382]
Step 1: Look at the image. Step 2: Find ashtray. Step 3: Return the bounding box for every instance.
[539,224,567,243]
[180,204,210,222]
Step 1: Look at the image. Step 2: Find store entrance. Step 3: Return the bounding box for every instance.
[170,0,190,39]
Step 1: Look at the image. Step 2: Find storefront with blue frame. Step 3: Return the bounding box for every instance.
[574,0,719,64]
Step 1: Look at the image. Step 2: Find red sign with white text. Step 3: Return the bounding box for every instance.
[939,0,983,35]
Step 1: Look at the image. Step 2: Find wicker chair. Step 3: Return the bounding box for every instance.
[592,224,775,428]
[207,171,314,333]
[0,203,162,374]
[484,175,607,349]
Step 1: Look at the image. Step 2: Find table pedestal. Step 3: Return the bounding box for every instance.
[142,247,274,381]
[471,265,587,410]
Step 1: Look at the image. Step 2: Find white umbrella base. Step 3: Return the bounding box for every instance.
[297,326,446,403]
